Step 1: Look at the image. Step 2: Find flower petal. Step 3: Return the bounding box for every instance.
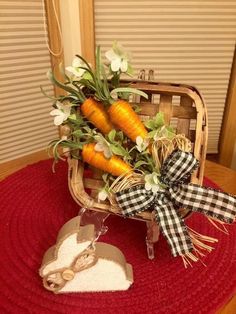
[136,136,143,146]
[65,66,75,74]
[94,142,104,152]
[105,49,118,61]
[50,109,62,116]
[54,115,64,126]
[120,59,128,72]
[152,173,159,184]
[66,66,84,77]
[152,185,159,194]
[145,182,152,191]
[62,114,69,122]
[144,174,152,183]
[76,68,86,77]
[72,57,81,67]
[103,147,112,159]
[56,101,64,110]
[111,58,122,72]
[73,69,82,77]
[98,190,108,201]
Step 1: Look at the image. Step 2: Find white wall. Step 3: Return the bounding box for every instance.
[59,0,82,67]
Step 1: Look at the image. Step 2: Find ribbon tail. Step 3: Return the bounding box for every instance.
[207,217,229,234]
[170,184,236,224]
[154,198,193,257]
[183,227,218,268]
[154,196,218,267]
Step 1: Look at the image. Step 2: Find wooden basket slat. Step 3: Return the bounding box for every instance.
[68,80,208,222]
[137,102,158,116]
[159,95,173,124]
[172,105,197,119]
[176,96,193,137]
[84,178,104,189]
[139,103,197,120]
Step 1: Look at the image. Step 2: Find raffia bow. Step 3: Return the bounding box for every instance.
[43,246,97,293]
[115,150,236,265]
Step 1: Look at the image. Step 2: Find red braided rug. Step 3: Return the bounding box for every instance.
[0,160,236,314]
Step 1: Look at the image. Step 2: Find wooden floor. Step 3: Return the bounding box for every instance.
[0,150,49,181]
[218,296,236,314]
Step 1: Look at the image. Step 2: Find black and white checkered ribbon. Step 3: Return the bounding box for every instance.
[115,150,236,257]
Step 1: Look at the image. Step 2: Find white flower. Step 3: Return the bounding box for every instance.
[144,172,162,194]
[94,134,112,159]
[105,42,130,73]
[136,136,149,153]
[66,57,87,77]
[50,101,71,126]
[98,189,108,202]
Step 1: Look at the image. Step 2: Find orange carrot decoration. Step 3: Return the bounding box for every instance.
[77,46,148,142]
[102,43,148,142]
[47,45,149,143]
[82,143,132,176]
[108,99,148,142]
[81,98,113,134]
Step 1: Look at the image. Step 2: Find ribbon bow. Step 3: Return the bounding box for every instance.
[115,150,236,258]
[43,246,97,292]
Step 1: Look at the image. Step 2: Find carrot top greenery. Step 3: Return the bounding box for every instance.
[47,42,177,201]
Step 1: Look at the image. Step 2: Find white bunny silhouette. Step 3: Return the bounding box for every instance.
[39,216,133,293]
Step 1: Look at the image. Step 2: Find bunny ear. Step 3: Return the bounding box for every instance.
[57,216,95,245]
[39,217,95,278]
[57,216,82,241]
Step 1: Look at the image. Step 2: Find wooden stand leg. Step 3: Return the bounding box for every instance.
[146,221,160,260]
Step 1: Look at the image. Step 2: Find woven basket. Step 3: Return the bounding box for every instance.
[67,80,208,223]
